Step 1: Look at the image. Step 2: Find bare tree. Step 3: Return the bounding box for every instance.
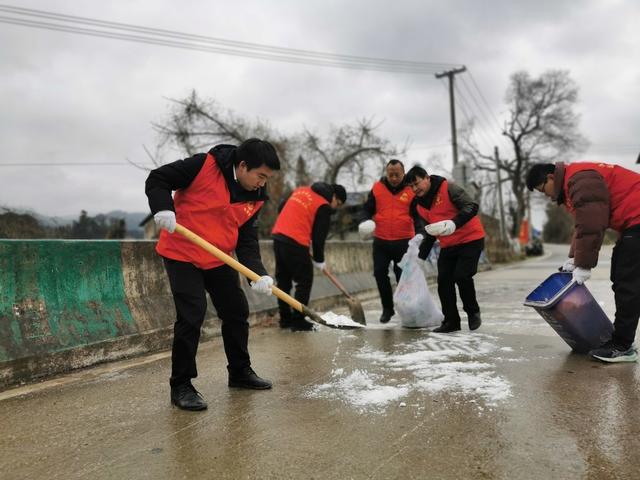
[463,70,588,237]
[140,90,292,234]
[140,93,405,232]
[301,117,405,188]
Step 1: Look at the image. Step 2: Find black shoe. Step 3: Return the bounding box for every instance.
[279,317,292,329]
[433,322,461,333]
[379,308,394,324]
[589,342,638,363]
[228,367,273,390]
[290,318,315,332]
[468,312,482,331]
[170,383,208,411]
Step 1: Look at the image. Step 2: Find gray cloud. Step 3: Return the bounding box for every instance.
[1,0,638,218]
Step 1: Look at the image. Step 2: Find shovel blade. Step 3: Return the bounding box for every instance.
[347,298,366,325]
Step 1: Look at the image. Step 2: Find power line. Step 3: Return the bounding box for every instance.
[458,75,503,146]
[453,82,495,151]
[467,70,504,131]
[0,4,459,69]
[0,5,461,74]
[0,162,155,167]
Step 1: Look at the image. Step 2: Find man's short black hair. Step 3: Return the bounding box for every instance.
[235,138,281,171]
[387,159,404,169]
[405,165,428,184]
[526,163,555,191]
[332,184,347,204]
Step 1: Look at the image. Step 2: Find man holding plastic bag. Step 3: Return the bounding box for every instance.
[394,234,444,328]
[358,159,419,323]
[405,166,486,333]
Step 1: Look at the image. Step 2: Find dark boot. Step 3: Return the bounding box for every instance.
[228,367,273,390]
[279,316,292,329]
[379,308,395,324]
[433,321,461,333]
[468,312,482,331]
[290,317,315,332]
[170,383,208,411]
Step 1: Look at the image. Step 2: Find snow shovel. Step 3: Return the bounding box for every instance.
[322,268,366,325]
[174,224,362,330]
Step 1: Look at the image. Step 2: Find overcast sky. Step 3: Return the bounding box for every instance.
[1,0,639,225]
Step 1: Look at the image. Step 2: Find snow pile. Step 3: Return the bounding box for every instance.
[306,332,513,412]
[307,369,409,411]
[320,311,365,328]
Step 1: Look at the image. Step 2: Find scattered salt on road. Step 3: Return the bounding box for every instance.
[306,332,513,412]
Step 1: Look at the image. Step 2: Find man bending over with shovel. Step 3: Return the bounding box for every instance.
[271,182,347,331]
[145,138,280,411]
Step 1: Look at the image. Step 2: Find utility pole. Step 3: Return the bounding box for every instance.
[494,146,508,242]
[435,66,466,166]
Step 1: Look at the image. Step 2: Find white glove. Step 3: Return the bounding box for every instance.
[250,275,273,295]
[313,261,327,272]
[154,210,176,233]
[572,267,591,285]
[560,258,575,272]
[425,220,456,236]
[358,220,376,240]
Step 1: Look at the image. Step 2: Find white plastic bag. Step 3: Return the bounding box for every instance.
[394,235,444,328]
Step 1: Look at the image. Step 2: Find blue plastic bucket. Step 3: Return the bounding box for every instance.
[524,272,613,353]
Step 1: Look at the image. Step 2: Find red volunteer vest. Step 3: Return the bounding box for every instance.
[372,181,415,240]
[563,162,640,232]
[271,186,329,247]
[156,154,264,269]
[415,180,485,248]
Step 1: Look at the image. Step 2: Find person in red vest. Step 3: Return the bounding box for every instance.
[271,182,347,331]
[359,159,419,323]
[145,138,280,411]
[405,165,485,333]
[527,162,640,363]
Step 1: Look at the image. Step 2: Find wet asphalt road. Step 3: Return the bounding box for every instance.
[1,243,638,480]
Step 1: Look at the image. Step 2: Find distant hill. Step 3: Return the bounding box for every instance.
[1,206,149,239]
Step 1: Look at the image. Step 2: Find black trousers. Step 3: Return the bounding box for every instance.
[273,239,313,323]
[437,238,484,326]
[610,228,640,349]
[373,238,410,311]
[163,258,250,387]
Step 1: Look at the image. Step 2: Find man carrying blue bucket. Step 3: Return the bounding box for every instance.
[526,162,640,363]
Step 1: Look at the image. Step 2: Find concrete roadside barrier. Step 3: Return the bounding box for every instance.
[0,239,377,389]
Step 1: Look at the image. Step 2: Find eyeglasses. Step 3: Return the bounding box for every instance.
[536,178,548,193]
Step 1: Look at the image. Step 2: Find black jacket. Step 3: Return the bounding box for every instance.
[144,145,269,276]
[273,182,334,263]
[410,175,479,259]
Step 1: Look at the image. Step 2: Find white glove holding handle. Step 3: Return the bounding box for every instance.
[572,267,591,285]
[425,220,456,236]
[313,261,327,272]
[250,275,274,295]
[358,220,376,240]
[560,258,575,272]
[154,210,176,233]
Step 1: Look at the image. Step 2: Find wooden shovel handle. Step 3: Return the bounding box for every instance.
[322,268,353,300]
[174,223,304,313]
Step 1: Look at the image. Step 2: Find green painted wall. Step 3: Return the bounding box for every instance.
[0,241,136,362]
